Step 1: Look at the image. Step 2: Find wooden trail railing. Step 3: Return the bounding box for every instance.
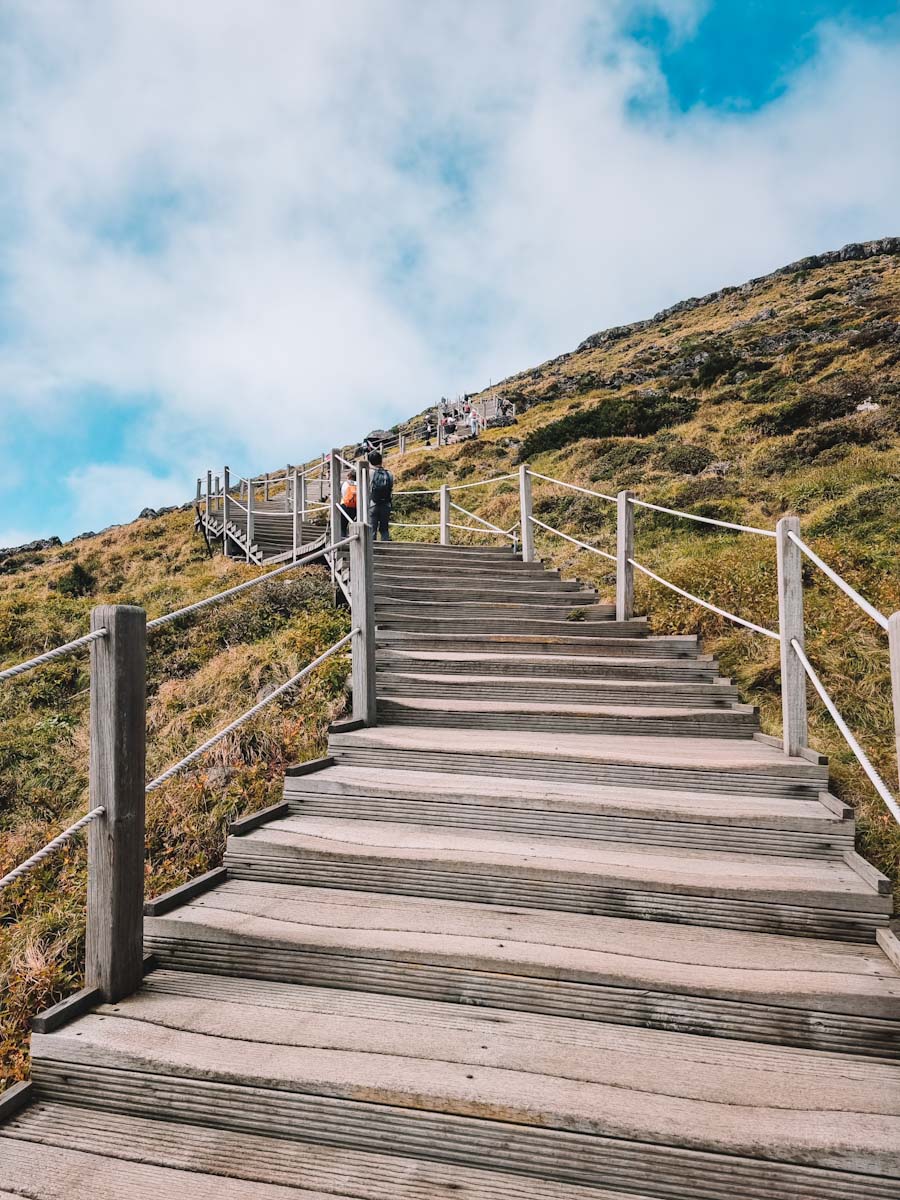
[369,458,900,821]
[0,526,376,1005]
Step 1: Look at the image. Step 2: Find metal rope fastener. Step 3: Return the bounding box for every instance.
[0,807,106,890]
[145,631,356,792]
[0,628,108,684]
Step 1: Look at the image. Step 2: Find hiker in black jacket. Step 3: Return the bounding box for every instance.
[367,450,393,541]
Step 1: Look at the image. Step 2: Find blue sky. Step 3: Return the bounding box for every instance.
[1,0,899,544]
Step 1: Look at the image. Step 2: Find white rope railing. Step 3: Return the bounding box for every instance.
[147,536,353,630]
[629,496,776,538]
[790,638,900,824]
[787,532,889,631]
[0,629,108,684]
[630,558,779,639]
[527,471,615,504]
[145,631,355,792]
[529,515,616,563]
[392,521,441,528]
[0,807,105,890]
[394,487,442,496]
[446,473,518,491]
[449,501,514,540]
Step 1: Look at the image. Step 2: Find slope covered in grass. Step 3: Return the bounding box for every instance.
[0,509,349,1085]
[390,243,900,899]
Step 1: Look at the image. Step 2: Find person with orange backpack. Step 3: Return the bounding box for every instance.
[339,468,358,536]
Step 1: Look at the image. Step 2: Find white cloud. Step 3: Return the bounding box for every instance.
[0,0,898,540]
[64,464,189,534]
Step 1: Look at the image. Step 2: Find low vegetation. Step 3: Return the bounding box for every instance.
[0,510,349,1085]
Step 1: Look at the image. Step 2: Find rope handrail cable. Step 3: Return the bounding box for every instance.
[0,806,106,890]
[448,500,513,539]
[0,628,109,684]
[391,521,441,528]
[790,638,900,824]
[448,523,511,535]
[629,558,779,640]
[146,536,354,630]
[529,515,616,563]
[145,631,355,792]
[527,471,615,504]
[393,487,442,496]
[629,496,776,538]
[787,532,889,631]
[446,473,518,491]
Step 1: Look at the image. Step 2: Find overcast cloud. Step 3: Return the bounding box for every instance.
[1,0,899,540]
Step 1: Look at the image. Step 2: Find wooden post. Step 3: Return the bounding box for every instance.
[519,465,534,562]
[214,476,220,513]
[440,484,450,546]
[616,490,635,622]
[399,433,406,455]
[86,605,146,1003]
[889,612,900,791]
[357,458,370,526]
[350,523,376,725]
[246,477,254,563]
[291,468,300,561]
[264,473,269,503]
[328,450,341,550]
[299,473,307,528]
[776,515,808,756]
[195,478,201,505]
[206,471,212,516]
[222,466,231,554]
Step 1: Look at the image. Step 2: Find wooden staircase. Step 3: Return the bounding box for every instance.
[3,542,899,1198]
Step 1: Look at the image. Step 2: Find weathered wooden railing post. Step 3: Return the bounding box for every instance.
[291,468,301,561]
[214,476,220,513]
[357,457,370,526]
[888,611,900,791]
[222,466,231,554]
[246,477,254,563]
[399,433,406,455]
[616,490,635,622]
[264,473,270,503]
[440,484,450,546]
[285,464,292,513]
[350,523,376,725]
[206,471,212,517]
[776,515,808,756]
[519,466,534,562]
[328,449,341,543]
[195,478,201,506]
[86,605,146,1003]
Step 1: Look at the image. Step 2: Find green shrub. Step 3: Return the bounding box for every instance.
[53,563,96,598]
[519,393,697,460]
[587,438,653,482]
[746,372,872,435]
[655,442,715,475]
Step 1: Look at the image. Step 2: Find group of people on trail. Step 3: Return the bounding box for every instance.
[422,403,480,447]
[339,450,393,541]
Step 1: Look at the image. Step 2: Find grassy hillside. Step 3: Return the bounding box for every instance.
[390,244,900,899]
[0,511,349,1085]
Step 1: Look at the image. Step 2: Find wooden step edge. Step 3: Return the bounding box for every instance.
[876,925,900,971]
[818,791,854,819]
[144,867,228,917]
[754,732,829,766]
[0,1081,33,1128]
[31,986,103,1035]
[285,755,335,778]
[844,850,893,895]
[329,718,367,734]
[229,801,290,836]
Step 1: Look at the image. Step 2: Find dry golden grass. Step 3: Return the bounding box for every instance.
[0,508,349,1086]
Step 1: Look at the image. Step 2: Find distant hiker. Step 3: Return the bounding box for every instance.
[468,409,479,438]
[424,419,433,447]
[339,469,357,537]
[367,450,393,541]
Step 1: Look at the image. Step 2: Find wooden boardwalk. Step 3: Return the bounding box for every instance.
[2,541,899,1198]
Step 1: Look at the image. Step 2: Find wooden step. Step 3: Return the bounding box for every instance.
[283,763,851,857]
[30,973,900,1194]
[373,559,556,577]
[374,600,615,621]
[376,670,740,706]
[377,696,758,739]
[374,583,599,604]
[144,880,900,1057]
[376,632,697,658]
[329,726,828,798]
[224,814,889,940]
[374,542,517,557]
[374,571,586,592]
[1,1102,628,1199]
[376,649,721,680]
